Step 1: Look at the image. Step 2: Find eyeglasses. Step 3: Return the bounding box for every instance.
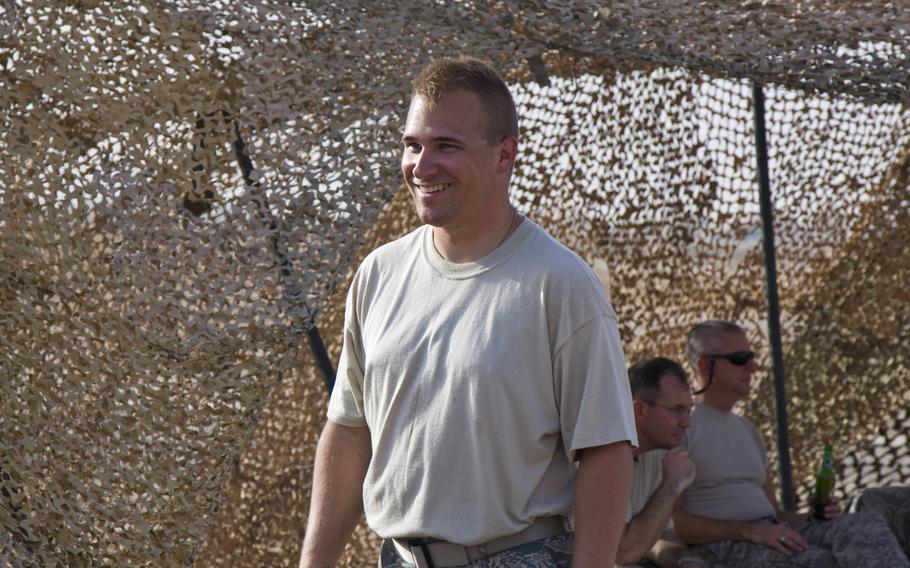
[706,351,755,366]
[644,401,695,419]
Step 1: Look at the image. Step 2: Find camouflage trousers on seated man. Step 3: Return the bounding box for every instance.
[379,534,573,568]
[847,485,910,559]
[690,510,908,568]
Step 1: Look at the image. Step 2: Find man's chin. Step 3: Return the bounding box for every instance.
[414,207,450,228]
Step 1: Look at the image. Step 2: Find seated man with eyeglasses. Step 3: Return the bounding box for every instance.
[673,319,908,567]
[618,357,706,568]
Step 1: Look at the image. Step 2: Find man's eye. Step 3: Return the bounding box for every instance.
[405,143,421,152]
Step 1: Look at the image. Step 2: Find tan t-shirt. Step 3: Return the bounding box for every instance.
[328,219,637,545]
[681,403,775,521]
[626,449,665,522]
[617,450,670,568]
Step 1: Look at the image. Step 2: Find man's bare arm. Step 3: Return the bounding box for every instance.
[761,473,805,524]
[648,529,705,568]
[616,447,695,565]
[299,421,371,568]
[672,505,807,556]
[573,441,633,568]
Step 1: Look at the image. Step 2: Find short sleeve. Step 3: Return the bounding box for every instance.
[327,279,368,427]
[555,313,637,461]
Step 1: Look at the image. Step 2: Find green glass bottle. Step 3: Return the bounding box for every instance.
[813,443,836,519]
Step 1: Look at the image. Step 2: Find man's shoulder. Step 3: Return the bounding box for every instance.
[356,225,426,275]
[345,227,426,300]
[512,222,618,332]
[521,221,607,291]
[692,402,750,423]
[690,404,765,451]
[632,449,665,481]
[524,221,591,269]
[640,448,666,465]
[366,225,425,260]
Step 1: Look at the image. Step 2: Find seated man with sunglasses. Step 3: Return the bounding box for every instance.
[672,319,908,567]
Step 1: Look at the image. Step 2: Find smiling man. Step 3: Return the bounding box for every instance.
[673,319,909,567]
[299,57,637,568]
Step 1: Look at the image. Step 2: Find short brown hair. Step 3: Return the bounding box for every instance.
[411,56,519,143]
[628,357,689,403]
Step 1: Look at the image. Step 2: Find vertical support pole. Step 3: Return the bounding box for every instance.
[307,326,335,392]
[231,118,336,390]
[752,82,795,511]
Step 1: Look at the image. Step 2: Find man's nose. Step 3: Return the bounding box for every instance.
[410,149,437,179]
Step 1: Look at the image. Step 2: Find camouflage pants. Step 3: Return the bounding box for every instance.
[847,486,910,559]
[691,511,909,568]
[379,533,573,568]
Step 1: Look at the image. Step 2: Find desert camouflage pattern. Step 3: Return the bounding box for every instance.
[847,486,910,559]
[692,512,908,568]
[379,535,573,568]
[3,0,910,566]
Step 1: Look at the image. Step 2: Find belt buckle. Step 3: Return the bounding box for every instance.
[466,543,486,563]
[409,542,436,568]
[410,540,475,567]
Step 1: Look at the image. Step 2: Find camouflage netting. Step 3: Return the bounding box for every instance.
[2,0,909,566]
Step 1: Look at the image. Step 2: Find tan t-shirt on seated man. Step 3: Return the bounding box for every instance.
[681,402,775,522]
[627,450,666,524]
[617,450,697,568]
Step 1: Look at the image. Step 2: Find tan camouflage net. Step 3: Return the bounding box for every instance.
[2,0,909,566]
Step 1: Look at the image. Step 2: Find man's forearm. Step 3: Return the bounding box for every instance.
[648,530,704,568]
[776,510,809,524]
[299,421,372,568]
[573,441,633,568]
[617,479,685,564]
[672,509,755,545]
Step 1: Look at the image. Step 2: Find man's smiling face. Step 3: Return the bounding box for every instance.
[401,89,505,231]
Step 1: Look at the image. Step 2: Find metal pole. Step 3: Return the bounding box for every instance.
[230,117,336,390]
[752,82,795,511]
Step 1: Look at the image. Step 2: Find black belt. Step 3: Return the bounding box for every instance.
[391,516,568,568]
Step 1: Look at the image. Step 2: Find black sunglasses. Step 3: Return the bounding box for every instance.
[707,351,755,366]
[692,350,756,395]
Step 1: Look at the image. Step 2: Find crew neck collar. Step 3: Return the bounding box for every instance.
[422,218,534,279]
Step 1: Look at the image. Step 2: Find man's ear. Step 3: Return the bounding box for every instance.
[496,136,518,173]
[696,356,711,380]
[632,399,648,422]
